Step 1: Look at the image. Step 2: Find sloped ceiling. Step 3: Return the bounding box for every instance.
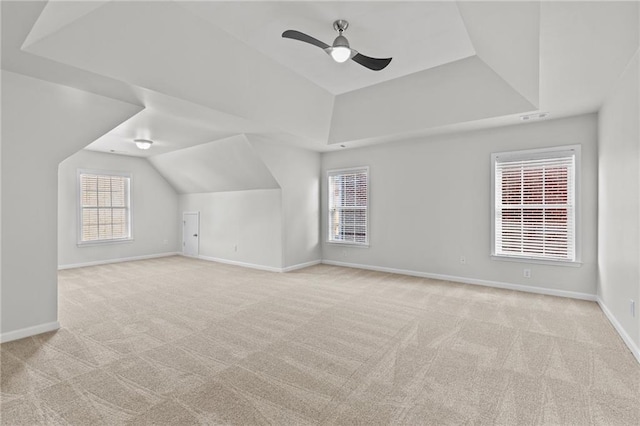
[148,135,280,194]
[540,0,639,115]
[20,0,334,146]
[2,1,639,192]
[87,106,247,157]
[330,56,535,144]
[21,0,111,49]
[2,70,142,165]
[17,0,542,147]
[457,1,540,107]
[8,0,639,149]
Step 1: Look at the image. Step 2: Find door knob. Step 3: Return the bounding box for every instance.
[193,234,198,237]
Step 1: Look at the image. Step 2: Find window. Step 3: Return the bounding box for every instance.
[328,167,369,245]
[492,146,579,263]
[78,171,131,244]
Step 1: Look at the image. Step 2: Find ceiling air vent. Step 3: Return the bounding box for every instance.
[520,112,549,121]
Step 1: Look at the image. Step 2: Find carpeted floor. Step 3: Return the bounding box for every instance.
[1,256,639,425]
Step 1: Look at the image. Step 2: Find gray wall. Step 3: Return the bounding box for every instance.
[172,136,321,271]
[0,71,141,340]
[249,136,321,269]
[58,150,179,268]
[322,114,598,297]
[148,133,286,270]
[598,51,640,353]
[179,189,283,270]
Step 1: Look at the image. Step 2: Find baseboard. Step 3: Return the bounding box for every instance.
[58,252,180,270]
[597,297,640,364]
[197,255,283,273]
[282,260,322,272]
[321,260,597,301]
[1,321,60,344]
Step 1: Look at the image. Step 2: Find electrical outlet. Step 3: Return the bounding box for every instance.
[234,244,238,252]
[631,300,636,318]
[459,256,466,265]
[523,269,531,278]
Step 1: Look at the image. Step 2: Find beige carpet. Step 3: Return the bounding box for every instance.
[1,256,639,425]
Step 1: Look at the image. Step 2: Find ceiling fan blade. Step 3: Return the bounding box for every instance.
[352,53,392,71]
[282,30,329,50]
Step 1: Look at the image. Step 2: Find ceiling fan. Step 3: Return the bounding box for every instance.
[282,19,392,71]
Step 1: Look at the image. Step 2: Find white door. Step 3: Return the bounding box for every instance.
[183,212,199,257]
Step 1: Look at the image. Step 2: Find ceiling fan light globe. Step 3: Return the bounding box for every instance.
[330,47,351,63]
[134,139,153,150]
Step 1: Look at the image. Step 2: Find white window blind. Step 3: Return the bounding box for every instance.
[494,149,577,262]
[79,172,131,243]
[328,168,368,244]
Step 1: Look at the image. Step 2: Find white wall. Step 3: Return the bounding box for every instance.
[179,189,283,270]
[0,71,141,341]
[322,114,598,297]
[249,136,321,268]
[58,150,179,268]
[598,50,640,356]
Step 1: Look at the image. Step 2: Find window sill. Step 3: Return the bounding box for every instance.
[77,238,134,247]
[491,255,582,268]
[326,241,370,248]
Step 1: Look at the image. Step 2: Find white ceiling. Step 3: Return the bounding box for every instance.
[83,92,277,157]
[148,135,281,194]
[2,0,639,158]
[178,1,476,94]
[86,109,235,157]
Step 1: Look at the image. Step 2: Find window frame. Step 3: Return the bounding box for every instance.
[326,166,370,247]
[77,169,133,246]
[490,145,581,266]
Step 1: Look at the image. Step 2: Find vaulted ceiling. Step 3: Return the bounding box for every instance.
[2,0,638,157]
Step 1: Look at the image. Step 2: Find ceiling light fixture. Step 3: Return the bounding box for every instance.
[327,20,353,63]
[329,45,352,63]
[134,139,153,150]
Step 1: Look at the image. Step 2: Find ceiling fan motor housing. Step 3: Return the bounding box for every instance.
[333,34,350,49]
